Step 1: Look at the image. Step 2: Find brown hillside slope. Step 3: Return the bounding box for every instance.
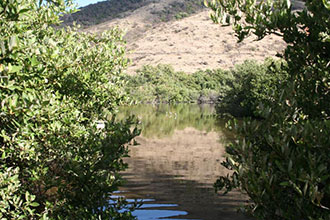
[85,0,286,74]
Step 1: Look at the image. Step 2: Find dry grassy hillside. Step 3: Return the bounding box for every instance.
[66,0,302,73]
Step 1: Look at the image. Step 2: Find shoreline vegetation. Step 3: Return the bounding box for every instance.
[2,0,328,218]
[1,1,139,219]
[123,58,287,118]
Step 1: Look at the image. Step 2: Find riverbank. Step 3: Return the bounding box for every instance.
[123,59,287,115]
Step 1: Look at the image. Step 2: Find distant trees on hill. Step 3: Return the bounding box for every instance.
[61,0,205,27]
[61,0,148,27]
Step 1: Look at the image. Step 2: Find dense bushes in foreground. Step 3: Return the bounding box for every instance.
[124,59,285,109]
[0,0,138,219]
[207,0,330,219]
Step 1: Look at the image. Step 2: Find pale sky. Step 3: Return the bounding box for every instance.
[75,0,104,8]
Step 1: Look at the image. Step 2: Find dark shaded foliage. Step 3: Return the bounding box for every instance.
[216,59,288,118]
[207,0,330,219]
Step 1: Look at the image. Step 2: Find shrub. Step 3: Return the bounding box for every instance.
[124,61,284,107]
[207,0,330,219]
[216,59,288,117]
[0,0,138,219]
[124,64,235,104]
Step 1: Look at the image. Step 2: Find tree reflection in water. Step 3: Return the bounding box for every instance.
[117,104,251,220]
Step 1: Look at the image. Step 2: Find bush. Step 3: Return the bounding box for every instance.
[0,0,138,219]
[124,64,234,104]
[216,59,288,117]
[124,61,284,109]
[207,0,330,219]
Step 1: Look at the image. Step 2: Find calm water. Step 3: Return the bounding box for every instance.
[117,104,251,220]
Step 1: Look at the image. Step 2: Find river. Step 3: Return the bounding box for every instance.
[116,104,252,220]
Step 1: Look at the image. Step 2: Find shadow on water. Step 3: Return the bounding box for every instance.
[117,104,252,220]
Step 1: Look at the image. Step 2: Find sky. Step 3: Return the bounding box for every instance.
[75,0,103,8]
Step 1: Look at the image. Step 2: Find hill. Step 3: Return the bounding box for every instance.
[61,0,307,73]
[61,0,204,27]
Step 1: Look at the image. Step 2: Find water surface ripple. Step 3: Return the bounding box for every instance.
[118,104,251,220]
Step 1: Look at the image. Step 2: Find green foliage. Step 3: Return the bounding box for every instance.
[206,0,330,219]
[124,60,284,109]
[0,0,138,219]
[217,59,288,117]
[123,64,233,104]
[217,101,330,220]
[175,12,189,20]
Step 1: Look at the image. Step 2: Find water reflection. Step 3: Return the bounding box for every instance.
[117,104,227,138]
[117,104,251,220]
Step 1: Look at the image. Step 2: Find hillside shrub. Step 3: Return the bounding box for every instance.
[207,0,330,219]
[0,0,138,219]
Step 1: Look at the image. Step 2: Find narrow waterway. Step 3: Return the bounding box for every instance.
[117,104,251,220]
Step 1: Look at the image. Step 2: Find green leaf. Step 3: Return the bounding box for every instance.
[204,0,209,7]
[30,56,38,66]
[303,182,308,195]
[30,202,39,207]
[25,191,30,202]
[0,41,6,55]
[288,159,292,172]
[8,64,22,73]
[323,0,330,10]
[9,36,18,51]
[292,183,303,196]
[10,94,19,108]
[286,0,291,9]
[19,8,30,14]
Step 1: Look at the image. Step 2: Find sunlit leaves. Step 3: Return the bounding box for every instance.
[323,0,330,10]
[1,0,138,219]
